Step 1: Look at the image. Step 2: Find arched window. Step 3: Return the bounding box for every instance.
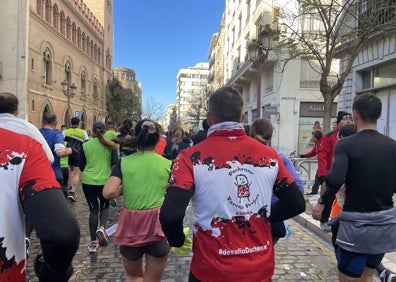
[93,77,98,98]
[82,33,86,52]
[86,36,90,56]
[37,0,43,16]
[66,17,71,39]
[90,40,94,58]
[72,22,76,44]
[52,4,59,29]
[80,71,86,96]
[77,27,81,48]
[97,47,101,64]
[94,43,97,61]
[105,48,111,68]
[60,11,65,35]
[43,48,52,85]
[64,62,72,84]
[80,111,87,129]
[45,0,51,23]
[43,104,51,114]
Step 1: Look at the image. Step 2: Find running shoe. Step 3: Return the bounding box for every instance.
[25,237,30,259]
[380,270,396,282]
[67,191,77,202]
[88,240,99,253]
[320,222,332,232]
[96,226,108,247]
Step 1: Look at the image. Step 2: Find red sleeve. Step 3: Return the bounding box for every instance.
[317,134,331,177]
[167,149,194,191]
[155,137,167,155]
[303,144,317,158]
[19,139,60,202]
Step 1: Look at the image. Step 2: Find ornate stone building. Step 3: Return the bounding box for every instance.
[0,0,113,130]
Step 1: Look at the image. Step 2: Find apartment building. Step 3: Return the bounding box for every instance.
[216,0,337,154]
[176,62,209,130]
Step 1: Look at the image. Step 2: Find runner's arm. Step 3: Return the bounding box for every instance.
[110,149,119,167]
[271,182,306,223]
[160,187,192,247]
[79,148,86,171]
[23,188,80,281]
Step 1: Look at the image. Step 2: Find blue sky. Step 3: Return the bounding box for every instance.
[113,1,225,117]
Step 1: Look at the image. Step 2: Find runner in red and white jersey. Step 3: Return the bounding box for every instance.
[160,86,305,282]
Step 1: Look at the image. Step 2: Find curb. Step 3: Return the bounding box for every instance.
[293,213,332,244]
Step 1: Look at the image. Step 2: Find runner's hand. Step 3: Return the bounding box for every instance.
[312,203,325,221]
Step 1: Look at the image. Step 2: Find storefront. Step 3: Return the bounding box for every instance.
[298,102,337,154]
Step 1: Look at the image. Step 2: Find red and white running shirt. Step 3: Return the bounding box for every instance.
[168,129,294,282]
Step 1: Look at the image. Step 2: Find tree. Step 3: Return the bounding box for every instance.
[274,0,396,132]
[185,85,212,129]
[142,96,164,122]
[106,77,140,126]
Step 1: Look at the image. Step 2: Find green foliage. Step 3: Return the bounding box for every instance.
[106,77,140,126]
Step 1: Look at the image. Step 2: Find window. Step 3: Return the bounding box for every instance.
[66,17,71,39]
[37,0,43,16]
[300,57,321,88]
[97,47,101,64]
[93,78,98,98]
[82,33,86,52]
[90,40,94,58]
[72,23,76,44]
[358,61,396,90]
[373,63,396,87]
[358,0,396,27]
[94,43,97,61]
[31,58,34,71]
[77,28,81,48]
[87,36,90,56]
[60,11,65,34]
[65,62,72,84]
[43,48,52,85]
[105,49,111,68]
[361,69,372,89]
[80,71,86,96]
[45,0,51,23]
[43,104,51,115]
[52,4,59,29]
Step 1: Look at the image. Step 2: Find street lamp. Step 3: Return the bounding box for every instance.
[247,26,273,119]
[248,28,272,65]
[61,79,77,127]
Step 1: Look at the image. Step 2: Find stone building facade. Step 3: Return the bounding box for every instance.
[0,0,113,131]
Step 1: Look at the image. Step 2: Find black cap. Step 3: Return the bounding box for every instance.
[336,111,352,124]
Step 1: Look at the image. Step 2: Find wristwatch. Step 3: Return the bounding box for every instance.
[317,197,324,204]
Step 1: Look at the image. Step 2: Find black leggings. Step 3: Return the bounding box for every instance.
[82,184,110,241]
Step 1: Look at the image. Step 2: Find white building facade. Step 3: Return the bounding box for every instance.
[220,0,337,154]
[176,62,209,130]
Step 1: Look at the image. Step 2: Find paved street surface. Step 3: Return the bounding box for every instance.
[25,187,387,281]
